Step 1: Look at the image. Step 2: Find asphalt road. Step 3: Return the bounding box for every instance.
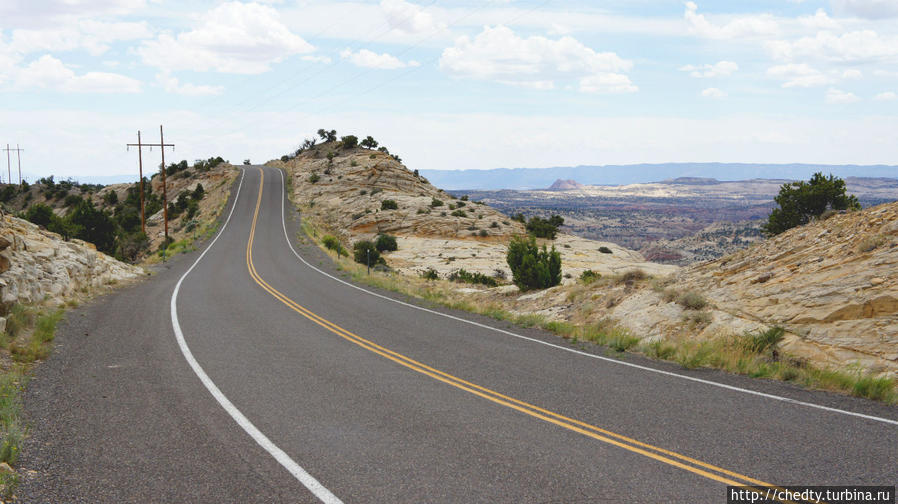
[20,166,898,503]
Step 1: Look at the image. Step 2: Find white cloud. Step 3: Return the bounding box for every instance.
[841,68,863,79]
[825,87,860,103]
[684,2,779,40]
[799,9,842,30]
[873,91,896,101]
[156,72,223,96]
[767,30,898,64]
[8,20,152,56]
[138,2,314,74]
[679,60,739,78]
[0,0,146,28]
[832,0,898,19]
[14,54,141,93]
[767,63,832,87]
[579,73,637,94]
[439,25,635,93]
[380,0,447,36]
[340,48,419,69]
[701,87,727,99]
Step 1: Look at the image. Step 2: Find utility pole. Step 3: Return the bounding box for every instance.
[3,144,9,184]
[126,132,147,234]
[126,126,174,241]
[15,145,22,185]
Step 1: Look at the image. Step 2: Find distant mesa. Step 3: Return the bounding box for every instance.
[547,179,585,191]
[662,177,721,185]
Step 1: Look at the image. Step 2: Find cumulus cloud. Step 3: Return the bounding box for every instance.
[138,2,314,74]
[380,0,447,36]
[701,87,727,99]
[14,54,141,93]
[439,25,636,93]
[340,48,419,69]
[873,91,896,101]
[767,63,832,87]
[825,87,860,103]
[156,71,223,96]
[684,2,779,39]
[832,0,898,19]
[679,61,738,78]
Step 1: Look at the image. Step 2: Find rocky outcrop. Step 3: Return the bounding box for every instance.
[672,203,898,373]
[0,213,142,309]
[276,145,673,280]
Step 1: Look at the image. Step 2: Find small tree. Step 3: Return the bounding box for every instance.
[525,215,564,239]
[353,240,383,265]
[360,136,378,150]
[25,203,55,228]
[381,199,398,210]
[506,235,562,291]
[762,172,860,236]
[375,234,398,252]
[341,135,358,149]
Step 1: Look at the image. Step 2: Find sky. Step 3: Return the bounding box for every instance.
[0,0,897,181]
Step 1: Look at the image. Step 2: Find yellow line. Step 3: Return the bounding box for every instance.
[244,168,797,500]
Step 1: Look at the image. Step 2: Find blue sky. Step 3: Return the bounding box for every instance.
[1,0,896,180]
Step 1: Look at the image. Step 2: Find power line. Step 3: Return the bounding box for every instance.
[2,144,23,184]
[127,126,175,241]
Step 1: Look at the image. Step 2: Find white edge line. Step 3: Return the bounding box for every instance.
[171,168,344,504]
[274,168,898,428]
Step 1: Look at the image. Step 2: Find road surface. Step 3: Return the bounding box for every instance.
[20,166,898,503]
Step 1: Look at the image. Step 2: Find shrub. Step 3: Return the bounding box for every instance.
[375,234,398,252]
[422,268,439,280]
[525,215,564,239]
[478,229,488,237]
[322,235,348,256]
[763,172,860,236]
[619,269,647,285]
[360,136,378,149]
[598,246,612,254]
[25,204,54,228]
[192,183,205,200]
[506,235,562,291]
[451,209,467,217]
[103,191,118,206]
[676,291,708,310]
[353,240,383,265]
[490,221,499,228]
[341,135,358,149]
[740,326,785,354]
[308,173,320,184]
[381,199,398,210]
[449,269,498,287]
[579,269,601,284]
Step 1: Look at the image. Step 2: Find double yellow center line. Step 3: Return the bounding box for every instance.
[244,168,791,498]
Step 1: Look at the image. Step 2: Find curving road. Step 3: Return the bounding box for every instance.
[21,166,898,503]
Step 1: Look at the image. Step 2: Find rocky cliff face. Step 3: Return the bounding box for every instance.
[0,212,142,311]
[671,203,898,373]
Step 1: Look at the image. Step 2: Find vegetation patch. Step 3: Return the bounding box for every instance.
[506,235,562,291]
[448,269,499,288]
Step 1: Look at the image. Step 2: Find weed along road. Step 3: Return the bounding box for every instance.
[21,166,898,503]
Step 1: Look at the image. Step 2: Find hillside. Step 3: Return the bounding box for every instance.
[0,160,238,263]
[271,141,674,280]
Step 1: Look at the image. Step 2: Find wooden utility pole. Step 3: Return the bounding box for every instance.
[127,126,174,240]
[15,144,22,185]
[2,144,9,184]
[126,132,147,234]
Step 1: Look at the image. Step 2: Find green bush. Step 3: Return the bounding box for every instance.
[740,327,785,354]
[763,172,860,236]
[353,240,383,265]
[430,198,444,207]
[322,235,348,256]
[598,246,612,254]
[341,135,358,149]
[451,209,466,218]
[525,215,564,239]
[24,204,54,228]
[381,199,398,210]
[579,269,601,284]
[422,268,439,280]
[308,173,320,184]
[375,234,398,252]
[506,235,562,291]
[448,269,498,287]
